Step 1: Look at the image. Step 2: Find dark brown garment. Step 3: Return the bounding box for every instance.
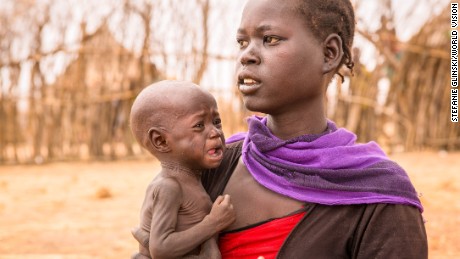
[202,141,428,259]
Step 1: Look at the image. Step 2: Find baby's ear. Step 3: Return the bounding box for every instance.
[322,33,344,74]
[148,127,171,153]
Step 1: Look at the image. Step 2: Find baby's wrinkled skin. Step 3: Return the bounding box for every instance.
[130,81,235,259]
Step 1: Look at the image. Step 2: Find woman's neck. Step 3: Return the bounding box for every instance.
[266,111,327,140]
[264,89,329,140]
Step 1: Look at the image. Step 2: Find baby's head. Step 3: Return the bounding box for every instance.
[130,80,225,169]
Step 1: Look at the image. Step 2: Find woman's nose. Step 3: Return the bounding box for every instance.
[239,43,260,66]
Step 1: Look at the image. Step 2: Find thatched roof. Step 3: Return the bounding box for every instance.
[392,5,456,150]
[51,24,159,99]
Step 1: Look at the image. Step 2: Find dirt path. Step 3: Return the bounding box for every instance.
[0,152,459,258]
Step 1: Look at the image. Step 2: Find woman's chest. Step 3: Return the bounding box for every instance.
[223,158,304,230]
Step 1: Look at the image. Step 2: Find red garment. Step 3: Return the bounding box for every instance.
[219,211,306,259]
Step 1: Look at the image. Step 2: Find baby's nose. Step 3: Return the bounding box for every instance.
[209,126,222,138]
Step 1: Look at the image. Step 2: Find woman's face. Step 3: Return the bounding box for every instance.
[235,0,326,116]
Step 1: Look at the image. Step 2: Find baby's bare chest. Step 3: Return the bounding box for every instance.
[176,187,212,231]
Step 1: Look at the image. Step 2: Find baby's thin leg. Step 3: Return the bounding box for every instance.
[131,227,151,259]
[132,227,150,248]
[131,252,151,259]
[132,227,221,258]
[182,238,221,259]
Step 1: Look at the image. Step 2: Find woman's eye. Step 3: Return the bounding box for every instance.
[264,36,280,44]
[237,39,248,48]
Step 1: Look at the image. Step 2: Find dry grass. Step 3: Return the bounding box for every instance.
[0,151,459,259]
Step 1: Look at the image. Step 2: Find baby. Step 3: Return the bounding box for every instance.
[129,80,235,258]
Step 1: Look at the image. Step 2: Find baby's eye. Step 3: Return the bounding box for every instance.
[237,39,249,49]
[213,118,222,127]
[263,36,280,44]
[193,122,204,128]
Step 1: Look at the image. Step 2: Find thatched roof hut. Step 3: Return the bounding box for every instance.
[389,6,456,150]
[329,5,456,152]
[40,24,160,160]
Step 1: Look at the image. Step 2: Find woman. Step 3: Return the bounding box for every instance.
[134,0,427,258]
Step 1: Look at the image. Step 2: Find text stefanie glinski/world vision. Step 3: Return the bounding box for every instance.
[451,3,458,123]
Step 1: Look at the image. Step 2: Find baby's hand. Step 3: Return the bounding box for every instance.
[207,194,236,231]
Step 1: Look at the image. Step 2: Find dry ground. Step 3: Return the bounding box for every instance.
[0,151,459,259]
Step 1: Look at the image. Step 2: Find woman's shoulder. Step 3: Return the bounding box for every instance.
[310,202,424,222]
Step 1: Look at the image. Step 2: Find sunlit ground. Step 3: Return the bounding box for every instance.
[0,151,459,259]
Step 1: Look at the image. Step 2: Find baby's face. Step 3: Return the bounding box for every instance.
[166,92,225,170]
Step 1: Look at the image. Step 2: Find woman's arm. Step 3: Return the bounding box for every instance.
[352,204,428,259]
[278,203,427,258]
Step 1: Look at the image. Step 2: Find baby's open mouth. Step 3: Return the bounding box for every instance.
[208,147,223,157]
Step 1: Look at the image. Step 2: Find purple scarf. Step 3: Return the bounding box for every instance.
[227,116,423,212]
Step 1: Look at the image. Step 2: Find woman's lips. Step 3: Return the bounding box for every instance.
[238,78,261,94]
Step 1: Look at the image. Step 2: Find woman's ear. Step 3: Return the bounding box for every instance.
[322,33,344,74]
[148,127,171,153]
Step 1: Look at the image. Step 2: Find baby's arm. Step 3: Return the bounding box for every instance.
[149,179,234,258]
